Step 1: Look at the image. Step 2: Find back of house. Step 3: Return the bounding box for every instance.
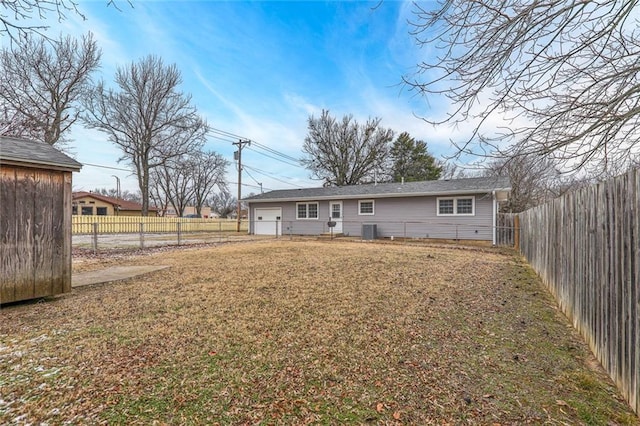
[243,176,511,243]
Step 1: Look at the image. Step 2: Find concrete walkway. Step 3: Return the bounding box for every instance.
[72,265,171,288]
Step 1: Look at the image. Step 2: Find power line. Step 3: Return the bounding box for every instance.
[243,165,300,181]
[245,146,302,168]
[208,127,244,140]
[244,165,305,188]
[250,140,300,163]
[208,126,304,168]
[243,167,263,193]
[80,162,132,172]
[209,134,237,144]
[228,181,272,191]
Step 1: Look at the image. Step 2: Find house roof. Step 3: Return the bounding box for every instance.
[244,176,511,203]
[0,136,82,172]
[73,191,158,212]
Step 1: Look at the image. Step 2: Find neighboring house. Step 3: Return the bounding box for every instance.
[243,176,511,243]
[163,205,214,218]
[72,192,158,217]
[229,209,248,220]
[0,136,82,303]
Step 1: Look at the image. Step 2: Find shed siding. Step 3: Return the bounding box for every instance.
[248,192,496,240]
[0,166,17,303]
[0,165,71,303]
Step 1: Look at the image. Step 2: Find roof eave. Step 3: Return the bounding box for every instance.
[245,187,512,203]
[1,158,82,172]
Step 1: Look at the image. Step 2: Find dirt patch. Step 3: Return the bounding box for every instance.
[1,240,637,424]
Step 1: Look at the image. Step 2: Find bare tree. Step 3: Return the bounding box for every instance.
[0,33,100,145]
[484,152,561,213]
[190,151,228,217]
[1,0,127,42]
[84,55,209,215]
[301,110,394,186]
[405,1,640,176]
[209,190,237,219]
[149,156,193,218]
[439,163,473,180]
[149,150,227,217]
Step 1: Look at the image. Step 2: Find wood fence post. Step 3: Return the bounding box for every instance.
[514,214,520,251]
[92,222,98,253]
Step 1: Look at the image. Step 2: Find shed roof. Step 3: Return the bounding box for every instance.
[244,176,511,202]
[0,136,82,172]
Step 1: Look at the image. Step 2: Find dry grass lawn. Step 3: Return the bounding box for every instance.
[1,240,638,425]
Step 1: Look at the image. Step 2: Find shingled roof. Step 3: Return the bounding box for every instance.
[0,136,82,172]
[244,176,511,202]
[73,191,157,212]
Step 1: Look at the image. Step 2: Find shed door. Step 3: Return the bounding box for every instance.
[254,207,282,235]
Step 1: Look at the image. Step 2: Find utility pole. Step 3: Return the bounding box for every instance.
[112,175,121,216]
[233,139,250,232]
[112,175,121,199]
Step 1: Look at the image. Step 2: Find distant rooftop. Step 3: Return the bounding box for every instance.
[0,136,82,172]
[244,176,511,202]
[73,191,158,212]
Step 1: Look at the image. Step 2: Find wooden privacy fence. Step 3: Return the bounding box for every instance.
[72,216,244,234]
[518,168,639,414]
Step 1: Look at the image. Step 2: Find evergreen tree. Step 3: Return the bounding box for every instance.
[389,132,441,182]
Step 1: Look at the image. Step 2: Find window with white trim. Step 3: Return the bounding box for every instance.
[296,202,319,219]
[437,196,475,216]
[358,200,375,215]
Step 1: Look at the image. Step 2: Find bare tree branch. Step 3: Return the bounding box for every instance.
[0,0,132,43]
[406,0,640,176]
[0,32,100,145]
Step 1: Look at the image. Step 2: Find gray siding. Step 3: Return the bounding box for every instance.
[248,192,496,240]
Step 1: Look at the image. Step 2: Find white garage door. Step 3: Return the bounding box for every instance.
[254,207,282,235]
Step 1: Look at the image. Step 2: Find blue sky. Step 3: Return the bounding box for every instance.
[34,1,470,196]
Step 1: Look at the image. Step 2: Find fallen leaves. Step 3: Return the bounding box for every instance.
[1,241,637,425]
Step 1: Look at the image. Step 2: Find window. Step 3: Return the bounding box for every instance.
[437,197,475,216]
[358,200,374,215]
[96,207,108,216]
[438,199,454,215]
[72,205,78,215]
[331,203,341,219]
[296,202,319,219]
[456,198,473,214]
[81,206,93,215]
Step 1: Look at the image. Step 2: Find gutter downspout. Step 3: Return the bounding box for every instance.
[492,190,497,245]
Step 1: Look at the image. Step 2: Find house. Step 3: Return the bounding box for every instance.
[72,192,158,217]
[243,176,511,243]
[0,136,82,303]
[162,205,213,218]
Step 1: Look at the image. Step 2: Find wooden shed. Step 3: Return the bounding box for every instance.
[1,136,82,304]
